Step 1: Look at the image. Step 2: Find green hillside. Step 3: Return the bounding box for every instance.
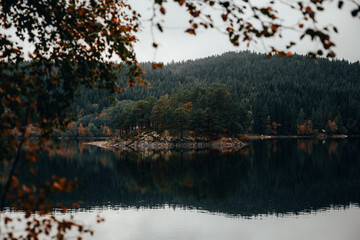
[70,51,360,136]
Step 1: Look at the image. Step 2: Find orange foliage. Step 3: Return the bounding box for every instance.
[102,125,112,136]
[183,102,193,113]
[265,116,281,135]
[78,123,86,137]
[326,120,338,133]
[297,120,314,135]
[25,124,42,136]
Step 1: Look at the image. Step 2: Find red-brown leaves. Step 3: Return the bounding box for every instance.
[270,24,279,32]
[78,123,86,137]
[160,7,166,15]
[183,102,193,113]
[11,176,19,188]
[152,62,164,69]
[51,177,78,193]
[178,0,185,6]
[276,51,292,57]
[185,28,196,35]
[305,6,315,20]
[72,202,80,208]
[102,125,112,136]
[4,217,12,225]
[114,86,122,93]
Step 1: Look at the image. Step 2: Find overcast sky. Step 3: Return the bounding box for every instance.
[131,0,360,63]
[1,0,358,63]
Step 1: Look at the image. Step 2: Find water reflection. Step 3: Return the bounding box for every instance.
[1,138,360,217]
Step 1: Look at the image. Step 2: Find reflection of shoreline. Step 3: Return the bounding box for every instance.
[5,139,359,218]
[247,134,350,140]
[5,201,358,220]
[86,139,250,152]
[25,203,360,219]
[3,206,360,240]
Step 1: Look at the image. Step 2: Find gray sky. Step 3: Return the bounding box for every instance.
[1,0,359,63]
[131,0,360,63]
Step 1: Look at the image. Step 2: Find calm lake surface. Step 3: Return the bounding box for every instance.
[4,138,360,239]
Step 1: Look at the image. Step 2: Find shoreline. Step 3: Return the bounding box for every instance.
[85,134,355,151]
[86,139,249,151]
[246,134,350,140]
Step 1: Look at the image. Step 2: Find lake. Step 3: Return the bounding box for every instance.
[2,138,360,239]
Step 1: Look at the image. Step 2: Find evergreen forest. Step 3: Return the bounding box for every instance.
[63,51,360,138]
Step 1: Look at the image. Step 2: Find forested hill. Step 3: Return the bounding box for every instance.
[72,51,360,135]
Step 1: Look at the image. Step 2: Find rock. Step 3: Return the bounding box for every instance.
[86,138,250,152]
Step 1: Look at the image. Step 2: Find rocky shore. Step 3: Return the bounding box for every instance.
[86,138,249,151]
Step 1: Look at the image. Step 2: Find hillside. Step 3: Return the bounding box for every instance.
[70,51,360,136]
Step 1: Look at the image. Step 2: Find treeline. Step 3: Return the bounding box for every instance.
[58,101,131,138]
[63,84,249,139]
[113,84,248,139]
[71,51,360,136]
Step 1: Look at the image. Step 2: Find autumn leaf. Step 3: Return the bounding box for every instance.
[185,29,196,35]
[152,62,164,69]
[178,0,185,6]
[160,7,166,15]
[4,217,12,225]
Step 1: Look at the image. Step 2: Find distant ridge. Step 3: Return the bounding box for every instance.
[73,51,360,135]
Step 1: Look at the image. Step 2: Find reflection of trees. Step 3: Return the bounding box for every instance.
[297,139,315,155]
[243,138,360,215]
[114,150,252,202]
[4,139,360,217]
[109,139,360,216]
[327,141,339,155]
[297,138,341,156]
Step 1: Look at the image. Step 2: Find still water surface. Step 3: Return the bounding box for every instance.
[5,138,360,239]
